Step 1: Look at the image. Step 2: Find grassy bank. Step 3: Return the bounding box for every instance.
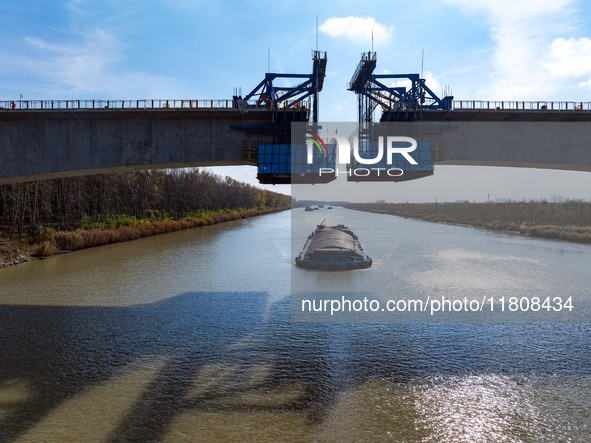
[346,201,591,244]
[0,207,287,268]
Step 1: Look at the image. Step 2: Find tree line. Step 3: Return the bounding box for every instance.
[0,169,290,239]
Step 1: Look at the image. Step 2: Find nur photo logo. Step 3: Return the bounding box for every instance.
[305,132,420,178]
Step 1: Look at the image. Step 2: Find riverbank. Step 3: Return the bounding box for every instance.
[346,201,591,244]
[0,206,288,268]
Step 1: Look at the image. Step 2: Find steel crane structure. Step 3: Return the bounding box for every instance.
[235,50,334,184]
[240,50,327,123]
[346,51,453,182]
[348,51,453,124]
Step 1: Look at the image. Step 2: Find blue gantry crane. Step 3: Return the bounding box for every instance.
[348,51,453,123]
[240,50,327,123]
[347,51,452,182]
[235,50,335,184]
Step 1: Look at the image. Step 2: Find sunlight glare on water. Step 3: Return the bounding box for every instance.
[0,209,590,441]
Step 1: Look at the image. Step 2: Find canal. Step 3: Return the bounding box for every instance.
[1,208,590,442]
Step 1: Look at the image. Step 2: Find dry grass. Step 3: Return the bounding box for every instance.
[1,207,286,267]
[347,201,591,244]
[0,239,32,267]
[52,208,284,252]
[518,224,591,243]
[33,241,58,257]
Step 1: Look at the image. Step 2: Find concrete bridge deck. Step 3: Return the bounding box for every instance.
[1,99,591,184]
[0,99,287,184]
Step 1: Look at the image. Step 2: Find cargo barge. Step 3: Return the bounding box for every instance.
[295,221,372,270]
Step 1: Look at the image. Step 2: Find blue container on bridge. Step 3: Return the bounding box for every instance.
[256,144,336,185]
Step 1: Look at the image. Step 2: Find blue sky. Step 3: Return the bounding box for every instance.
[2,0,591,201]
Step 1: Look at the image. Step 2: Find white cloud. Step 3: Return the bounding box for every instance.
[10,28,183,98]
[24,29,121,92]
[544,37,591,78]
[446,0,583,100]
[319,16,394,45]
[445,0,574,24]
[65,0,84,15]
[423,72,444,97]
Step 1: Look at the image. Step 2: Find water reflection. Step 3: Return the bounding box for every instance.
[1,292,590,441]
[1,210,590,441]
[0,292,267,441]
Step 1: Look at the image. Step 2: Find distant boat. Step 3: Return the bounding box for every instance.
[295,221,372,270]
[327,206,333,209]
[305,206,314,211]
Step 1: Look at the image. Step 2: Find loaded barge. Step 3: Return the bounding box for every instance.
[295,221,372,270]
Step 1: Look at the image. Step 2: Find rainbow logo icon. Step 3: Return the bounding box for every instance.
[306,132,329,156]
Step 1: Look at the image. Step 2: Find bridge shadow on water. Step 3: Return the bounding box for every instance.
[1,291,590,442]
[0,291,267,441]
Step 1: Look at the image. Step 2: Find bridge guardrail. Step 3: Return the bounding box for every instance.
[452,100,591,111]
[3,98,589,112]
[0,98,309,111]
